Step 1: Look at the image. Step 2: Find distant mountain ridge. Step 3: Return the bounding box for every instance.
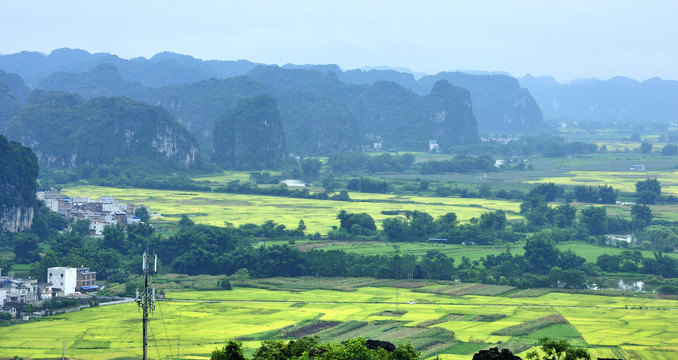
[0,48,262,88]
[519,74,678,122]
[26,63,480,154]
[1,48,542,135]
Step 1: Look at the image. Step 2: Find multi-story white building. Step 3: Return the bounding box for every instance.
[47,267,77,296]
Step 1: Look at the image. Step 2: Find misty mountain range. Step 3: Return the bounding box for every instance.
[1,48,677,171]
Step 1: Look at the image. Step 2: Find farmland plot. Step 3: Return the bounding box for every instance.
[3,282,678,359]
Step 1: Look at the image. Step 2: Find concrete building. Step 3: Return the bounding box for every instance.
[76,267,97,291]
[47,267,77,296]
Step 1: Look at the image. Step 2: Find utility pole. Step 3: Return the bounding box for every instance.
[136,251,157,360]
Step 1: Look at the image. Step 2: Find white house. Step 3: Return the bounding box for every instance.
[90,219,108,236]
[44,198,60,213]
[0,288,6,307]
[47,267,77,296]
[429,140,439,152]
[102,202,127,213]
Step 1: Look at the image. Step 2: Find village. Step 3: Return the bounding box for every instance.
[0,190,152,321]
[37,189,151,236]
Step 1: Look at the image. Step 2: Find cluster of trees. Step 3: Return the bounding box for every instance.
[5,197,675,293]
[382,211,458,243]
[415,154,495,174]
[598,251,678,278]
[573,185,617,204]
[215,180,350,201]
[434,184,526,201]
[347,177,390,193]
[636,178,662,204]
[211,337,419,360]
[446,134,598,158]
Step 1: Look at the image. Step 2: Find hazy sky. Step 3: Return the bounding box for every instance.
[2,1,677,82]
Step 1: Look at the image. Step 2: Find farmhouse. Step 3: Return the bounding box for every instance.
[48,267,77,296]
[76,267,98,292]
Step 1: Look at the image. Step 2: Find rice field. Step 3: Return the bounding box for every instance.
[3,280,678,359]
[524,170,678,196]
[61,185,524,234]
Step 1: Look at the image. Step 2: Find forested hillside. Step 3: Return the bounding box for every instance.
[27,61,482,154]
[0,135,38,232]
[419,72,543,132]
[4,91,199,171]
[213,95,287,169]
[38,63,154,100]
[275,65,543,133]
[150,76,272,153]
[248,66,479,150]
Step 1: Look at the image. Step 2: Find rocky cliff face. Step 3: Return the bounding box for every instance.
[419,72,543,132]
[5,92,199,170]
[0,135,38,232]
[423,80,479,147]
[151,77,271,153]
[352,80,479,150]
[1,206,34,233]
[212,95,287,169]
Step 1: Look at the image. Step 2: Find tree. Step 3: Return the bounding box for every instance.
[528,183,563,202]
[662,143,678,155]
[300,157,323,181]
[548,267,586,289]
[407,211,436,240]
[597,185,617,204]
[640,140,653,153]
[636,178,661,196]
[637,190,657,205]
[524,233,560,274]
[102,224,126,252]
[29,250,59,282]
[526,337,591,360]
[253,339,289,360]
[552,204,576,228]
[382,217,411,242]
[13,233,41,264]
[295,219,306,236]
[72,219,91,236]
[479,210,507,231]
[336,211,376,235]
[631,204,652,229]
[178,215,195,227]
[579,206,607,235]
[211,340,246,360]
[218,278,232,290]
[642,225,678,252]
[420,250,454,279]
[134,206,150,223]
[573,186,598,203]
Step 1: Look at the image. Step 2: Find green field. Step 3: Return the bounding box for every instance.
[61,185,523,234]
[525,170,678,196]
[2,279,678,359]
